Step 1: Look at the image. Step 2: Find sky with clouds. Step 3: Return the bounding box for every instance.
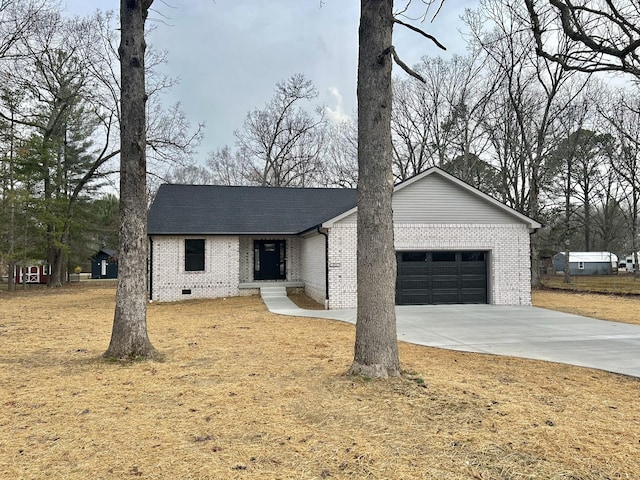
[62,0,475,162]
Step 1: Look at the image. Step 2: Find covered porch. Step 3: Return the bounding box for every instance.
[238,235,305,287]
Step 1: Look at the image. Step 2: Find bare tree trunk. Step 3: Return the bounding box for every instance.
[528,173,541,287]
[584,202,591,251]
[7,260,15,291]
[104,0,155,360]
[50,247,64,286]
[349,0,400,378]
[563,156,572,284]
[7,108,16,292]
[632,194,639,279]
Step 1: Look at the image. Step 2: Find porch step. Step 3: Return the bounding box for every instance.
[239,281,304,290]
[259,286,288,299]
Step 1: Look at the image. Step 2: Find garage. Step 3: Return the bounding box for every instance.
[396,251,488,305]
[319,167,541,308]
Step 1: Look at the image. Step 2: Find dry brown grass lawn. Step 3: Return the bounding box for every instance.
[541,274,640,295]
[1,282,639,479]
[532,290,640,326]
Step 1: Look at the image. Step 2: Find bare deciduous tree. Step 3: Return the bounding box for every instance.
[206,145,249,186]
[104,0,156,360]
[465,0,587,286]
[392,52,497,186]
[0,1,63,289]
[350,0,445,378]
[234,73,325,187]
[525,0,640,78]
[600,92,640,277]
[0,5,200,289]
[163,163,214,185]
[548,89,607,281]
[0,12,103,288]
[392,60,442,178]
[591,164,628,254]
[320,118,358,188]
[0,0,48,59]
[350,0,400,378]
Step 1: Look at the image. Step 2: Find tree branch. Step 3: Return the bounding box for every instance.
[383,45,425,83]
[525,0,640,78]
[393,18,446,51]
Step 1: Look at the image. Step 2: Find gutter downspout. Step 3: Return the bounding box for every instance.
[526,224,546,305]
[148,236,153,301]
[317,226,329,309]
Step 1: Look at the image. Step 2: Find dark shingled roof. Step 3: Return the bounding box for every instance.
[92,248,117,259]
[148,184,358,235]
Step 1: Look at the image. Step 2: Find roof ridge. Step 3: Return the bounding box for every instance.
[160,183,356,191]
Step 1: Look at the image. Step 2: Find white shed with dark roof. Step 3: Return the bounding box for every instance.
[147,167,541,307]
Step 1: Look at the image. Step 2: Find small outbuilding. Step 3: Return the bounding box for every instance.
[552,251,618,275]
[91,249,118,279]
[14,264,50,284]
[623,252,639,272]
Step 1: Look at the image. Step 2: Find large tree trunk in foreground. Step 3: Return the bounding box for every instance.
[104,0,155,359]
[349,0,400,378]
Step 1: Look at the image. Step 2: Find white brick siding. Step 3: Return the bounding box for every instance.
[300,233,327,305]
[150,235,239,302]
[238,236,253,283]
[326,223,532,309]
[327,225,358,309]
[151,235,307,303]
[151,224,532,307]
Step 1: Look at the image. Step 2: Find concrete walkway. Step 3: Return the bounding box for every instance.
[260,286,640,378]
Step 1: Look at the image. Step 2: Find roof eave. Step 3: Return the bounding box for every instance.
[148,231,303,236]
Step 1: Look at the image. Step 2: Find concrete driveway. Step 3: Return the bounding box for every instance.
[260,288,640,378]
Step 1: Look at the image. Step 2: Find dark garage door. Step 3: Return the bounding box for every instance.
[396,251,487,305]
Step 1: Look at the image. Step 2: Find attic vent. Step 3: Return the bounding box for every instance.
[182,289,192,295]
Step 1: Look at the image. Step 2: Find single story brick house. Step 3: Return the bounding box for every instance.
[147,167,541,308]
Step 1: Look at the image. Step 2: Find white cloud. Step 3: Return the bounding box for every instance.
[325,86,351,124]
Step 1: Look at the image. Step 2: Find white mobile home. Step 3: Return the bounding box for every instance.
[553,252,618,276]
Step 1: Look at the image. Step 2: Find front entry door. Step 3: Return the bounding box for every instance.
[254,240,286,280]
